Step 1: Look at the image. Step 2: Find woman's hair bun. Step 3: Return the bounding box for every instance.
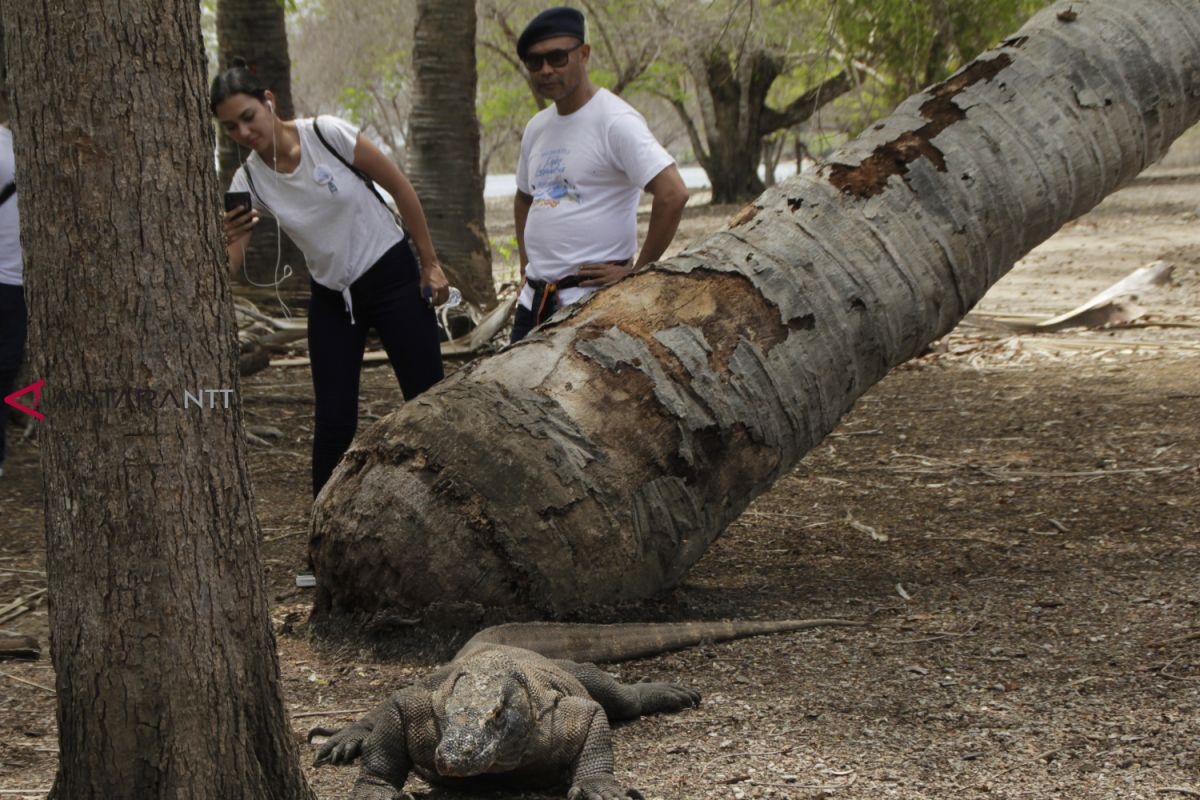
[210,56,266,113]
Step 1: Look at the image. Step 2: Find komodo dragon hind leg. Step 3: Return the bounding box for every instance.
[556,660,701,722]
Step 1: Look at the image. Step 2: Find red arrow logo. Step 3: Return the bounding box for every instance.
[4,379,44,421]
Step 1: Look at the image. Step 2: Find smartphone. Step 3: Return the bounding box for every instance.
[224,191,252,214]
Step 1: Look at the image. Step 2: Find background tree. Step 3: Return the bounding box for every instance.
[290,0,416,163]
[216,0,308,300]
[831,0,1050,126]
[309,0,1200,617]
[648,0,852,203]
[477,0,547,175]
[1,0,315,796]
[476,38,541,178]
[408,0,498,310]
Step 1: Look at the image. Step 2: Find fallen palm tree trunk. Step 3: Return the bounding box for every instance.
[311,0,1200,619]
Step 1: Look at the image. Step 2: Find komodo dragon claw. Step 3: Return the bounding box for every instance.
[568,776,645,800]
[635,681,701,714]
[309,723,369,766]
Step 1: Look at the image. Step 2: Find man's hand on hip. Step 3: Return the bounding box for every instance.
[577,260,633,287]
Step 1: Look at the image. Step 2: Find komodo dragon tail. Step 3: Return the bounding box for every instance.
[454,618,867,663]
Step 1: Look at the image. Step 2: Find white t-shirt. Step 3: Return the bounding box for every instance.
[516,89,674,309]
[229,116,404,296]
[0,127,22,287]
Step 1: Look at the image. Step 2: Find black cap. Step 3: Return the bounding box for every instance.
[517,7,586,60]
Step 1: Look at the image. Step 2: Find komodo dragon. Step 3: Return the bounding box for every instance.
[309,618,864,799]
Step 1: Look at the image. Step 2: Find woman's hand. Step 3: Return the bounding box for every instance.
[420,258,451,306]
[223,206,258,250]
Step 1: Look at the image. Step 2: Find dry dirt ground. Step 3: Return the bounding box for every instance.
[1,166,1198,799]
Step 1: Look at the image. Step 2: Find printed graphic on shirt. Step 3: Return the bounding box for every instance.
[531,148,580,208]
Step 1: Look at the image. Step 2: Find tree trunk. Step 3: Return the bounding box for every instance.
[684,48,851,204]
[761,133,786,188]
[2,2,315,797]
[700,49,774,203]
[310,0,1200,618]
[408,0,497,310]
[216,0,309,305]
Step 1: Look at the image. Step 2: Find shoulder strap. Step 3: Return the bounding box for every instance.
[0,182,15,207]
[311,116,389,210]
[238,162,273,217]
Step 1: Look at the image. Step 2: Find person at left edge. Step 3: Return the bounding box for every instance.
[212,60,447,497]
[0,122,25,481]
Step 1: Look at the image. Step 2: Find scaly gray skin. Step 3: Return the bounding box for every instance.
[310,619,864,799]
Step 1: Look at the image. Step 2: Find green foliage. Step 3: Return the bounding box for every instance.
[287,0,415,159]
[477,82,534,130]
[833,0,1051,112]
[634,58,686,104]
[490,234,519,263]
[490,234,523,288]
[587,67,618,93]
[476,26,540,174]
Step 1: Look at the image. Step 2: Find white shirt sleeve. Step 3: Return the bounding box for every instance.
[606,110,674,190]
[315,116,361,164]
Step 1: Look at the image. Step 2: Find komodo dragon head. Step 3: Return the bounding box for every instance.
[432,666,534,777]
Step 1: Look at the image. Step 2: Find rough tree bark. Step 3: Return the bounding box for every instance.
[216,0,309,300]
[310,0,1200,619]
[408,0,497,310]
[2,1,315,797]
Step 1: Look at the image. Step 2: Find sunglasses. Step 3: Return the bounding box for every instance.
[523,41,583,72]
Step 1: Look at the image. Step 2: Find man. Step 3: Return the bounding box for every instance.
[511,6,689,343]
[0,119,24,479]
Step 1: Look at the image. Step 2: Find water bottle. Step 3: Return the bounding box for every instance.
[423,286,462,308]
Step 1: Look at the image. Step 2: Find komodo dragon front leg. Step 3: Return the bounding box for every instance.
[559,696,645,800]
[311,687,437,800]
[555,660,701,721]
[310,704,387,766]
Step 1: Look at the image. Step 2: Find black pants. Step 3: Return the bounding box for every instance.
[0,282,27,467]
[510,303,537,344]
[308,242,443,496]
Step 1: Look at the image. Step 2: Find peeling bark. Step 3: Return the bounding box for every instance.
[311,0,1200,619]
[829,55,1012,198]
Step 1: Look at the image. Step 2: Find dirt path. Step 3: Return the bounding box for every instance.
[0,167,1197,799]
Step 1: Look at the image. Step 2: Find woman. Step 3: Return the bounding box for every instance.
[212,60,448,497]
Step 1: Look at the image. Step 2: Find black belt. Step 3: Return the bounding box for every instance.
[526,274,584,326]
[525,274,584,292]
[525,260,629,325]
